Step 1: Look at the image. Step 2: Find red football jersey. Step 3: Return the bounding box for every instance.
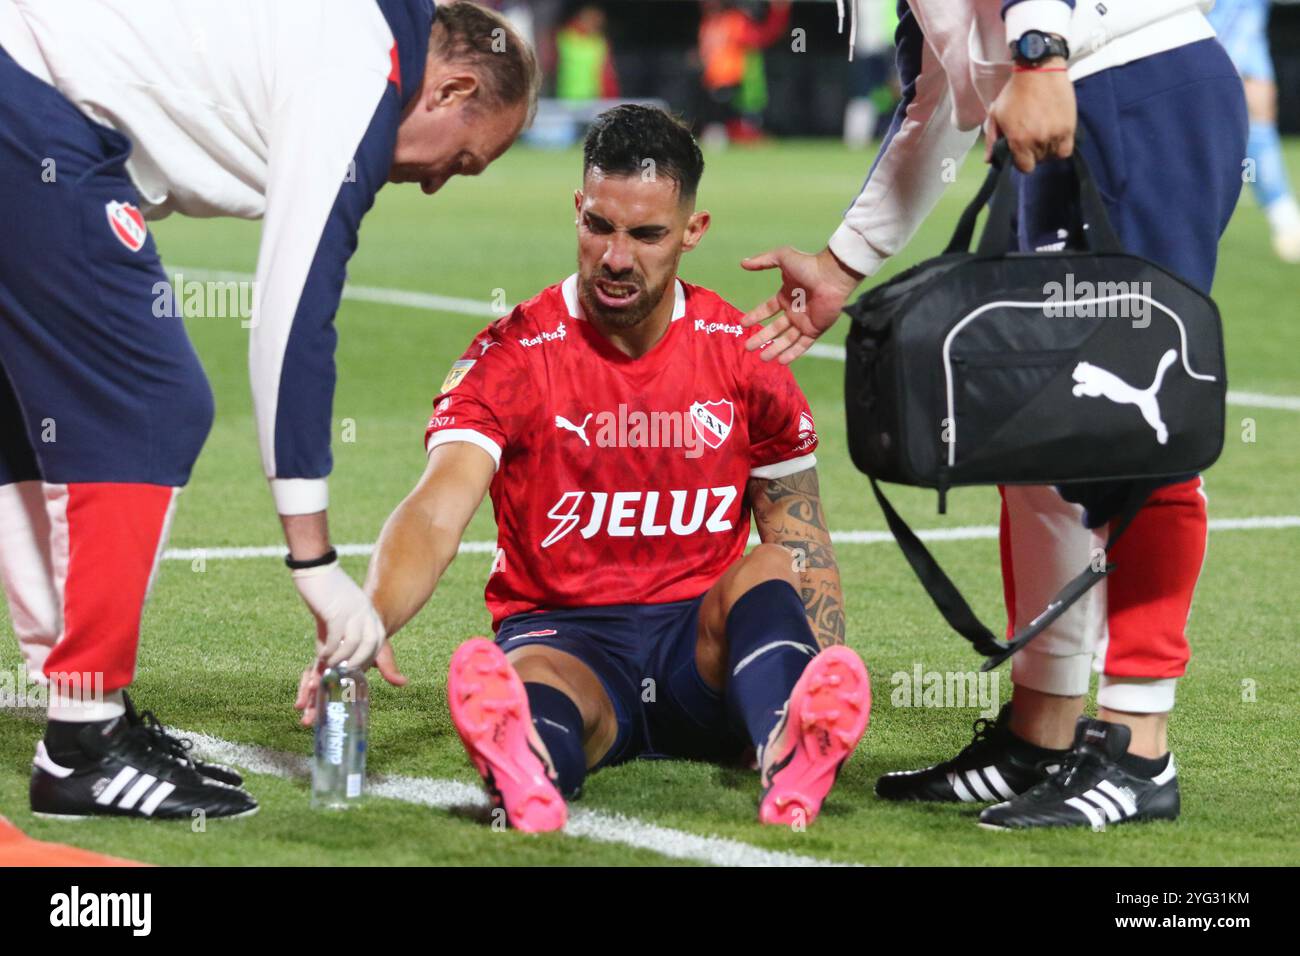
[425,274,818,628]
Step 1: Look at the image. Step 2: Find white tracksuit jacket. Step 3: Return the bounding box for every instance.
[0,0,437,515]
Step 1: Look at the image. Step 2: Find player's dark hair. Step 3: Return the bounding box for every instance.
[430,1,541,123]
[583,105,705,202]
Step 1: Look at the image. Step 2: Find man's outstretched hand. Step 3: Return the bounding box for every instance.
[294,640,408,727]
[739,246,864,364]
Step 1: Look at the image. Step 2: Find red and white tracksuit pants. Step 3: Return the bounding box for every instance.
[999,478,1209,714]
[0,481,177,716]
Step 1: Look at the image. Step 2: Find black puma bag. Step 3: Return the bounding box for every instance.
[843,140,1228,669]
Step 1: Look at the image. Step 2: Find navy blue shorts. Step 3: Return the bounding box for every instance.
[495,598,748,768]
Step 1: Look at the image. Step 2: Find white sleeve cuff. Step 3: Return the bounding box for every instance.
[271,477,329,515]
[426,429,502,470]
[750,453,817,480]
[828,222,887,279]
[1004,1,1074,44]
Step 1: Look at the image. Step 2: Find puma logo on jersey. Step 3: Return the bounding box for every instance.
[541,486,738,548]
[1071,349,1177,444]
[555,413,593,446]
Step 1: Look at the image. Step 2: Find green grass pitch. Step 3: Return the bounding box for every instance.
[1,141,1298,865]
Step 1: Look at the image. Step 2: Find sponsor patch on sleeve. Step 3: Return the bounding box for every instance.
[439,359,476,394]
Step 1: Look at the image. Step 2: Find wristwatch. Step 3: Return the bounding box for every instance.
[1010,30,1070,66]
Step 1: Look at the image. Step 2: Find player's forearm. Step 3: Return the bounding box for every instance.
[750,469,847,649]
[364,495,462,637]
[772,519,846,650]
[365,442,497,637]
[794,546,846,650]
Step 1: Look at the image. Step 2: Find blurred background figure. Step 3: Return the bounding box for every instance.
[1210,0,1300,262]
[698,0,791,145]
[556,4,619,101]
[494,0,538,50]
[476,0,1296,164]
[842,0,900,149]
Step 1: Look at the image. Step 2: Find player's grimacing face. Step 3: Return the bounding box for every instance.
[575,169,710,330]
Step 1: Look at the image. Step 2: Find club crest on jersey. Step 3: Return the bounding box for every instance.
[440,359,476,394]
[105,200,147,252]
[689,399,734,449]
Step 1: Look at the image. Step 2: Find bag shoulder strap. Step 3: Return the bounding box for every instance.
[869,477,1004,656]
[869,477,1149,668]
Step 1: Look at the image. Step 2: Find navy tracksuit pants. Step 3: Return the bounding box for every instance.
[0,45,212,700]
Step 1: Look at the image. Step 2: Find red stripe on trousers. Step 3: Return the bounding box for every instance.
[1103,477,1206,679]
[997,487,1015,639]
[388,43,401,94]
[43,483,173,693]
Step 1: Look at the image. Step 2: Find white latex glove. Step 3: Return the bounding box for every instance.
[291,560,386,671]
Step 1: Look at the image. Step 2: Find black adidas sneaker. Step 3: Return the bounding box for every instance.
[875,703,1061,804]
[979,717,1179,831]
[30,715,258,820]
[122,692,244,787]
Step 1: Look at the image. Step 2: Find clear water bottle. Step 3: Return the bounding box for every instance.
[311,665,368,809]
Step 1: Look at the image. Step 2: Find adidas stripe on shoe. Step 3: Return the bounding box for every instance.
[979,717,1180,831]
[30,717,258,820]
[875,703,1060,804]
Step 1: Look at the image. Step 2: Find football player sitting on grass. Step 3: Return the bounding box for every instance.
[306,105,871,830]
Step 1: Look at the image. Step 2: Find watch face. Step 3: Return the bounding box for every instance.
[1020,33,1047,60]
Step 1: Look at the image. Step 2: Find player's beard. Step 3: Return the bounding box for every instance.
[579,267,672,331]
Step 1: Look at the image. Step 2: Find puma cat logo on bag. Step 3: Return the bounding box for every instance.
[1071,349,1178,445]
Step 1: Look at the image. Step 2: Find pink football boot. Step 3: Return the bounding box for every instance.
[447,638,567,833]
[759,645,872,827]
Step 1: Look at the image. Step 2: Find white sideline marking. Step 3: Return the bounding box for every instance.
[1225,390,1300,412]
[806,343,852,360]
[172,266,501,319]
[162,515,1300,562]
[179,730,850,867]
[170,266,1300,413]
[164,541,495,561]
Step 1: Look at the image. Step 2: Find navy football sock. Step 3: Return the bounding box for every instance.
[724,579,819,749]
[524,682,587,798]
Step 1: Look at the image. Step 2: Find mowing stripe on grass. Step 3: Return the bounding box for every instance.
[170,267,1300,414]
[162,514,1300,562]
[179,730,851,867]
